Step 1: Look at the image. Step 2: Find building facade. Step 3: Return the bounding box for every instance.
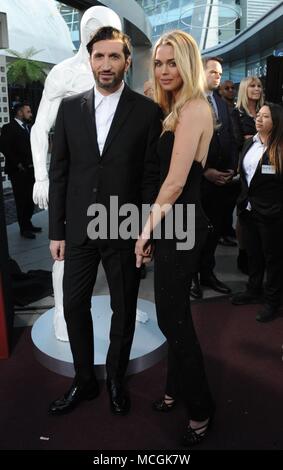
[56,2,80,51]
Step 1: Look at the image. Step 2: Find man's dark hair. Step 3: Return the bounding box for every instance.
[202,56,223,67]
[87,26,131,59]
[13,102,30,116]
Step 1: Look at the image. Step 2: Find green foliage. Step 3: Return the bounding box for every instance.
[6,47,47,86]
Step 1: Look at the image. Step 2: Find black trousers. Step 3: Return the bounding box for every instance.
[200,181,239,275]
[63,239,140,383]
[154,235,214,421]
[10,168,35,232]
[240,210,283,308]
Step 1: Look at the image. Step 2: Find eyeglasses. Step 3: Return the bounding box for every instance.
[224,86,235,90]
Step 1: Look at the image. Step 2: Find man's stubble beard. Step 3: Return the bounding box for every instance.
[94,69,125,91]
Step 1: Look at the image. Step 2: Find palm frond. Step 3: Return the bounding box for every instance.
[6,48,47,85]
[6,49,24,59]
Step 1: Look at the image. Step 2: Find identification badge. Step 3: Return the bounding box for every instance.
[261,164,276,174]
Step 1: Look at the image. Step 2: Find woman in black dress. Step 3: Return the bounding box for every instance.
[135,30,214,446]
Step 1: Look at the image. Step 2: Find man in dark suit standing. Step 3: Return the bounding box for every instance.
[1,103,41,239]
[48,27,161,416]
[191,57,238,298]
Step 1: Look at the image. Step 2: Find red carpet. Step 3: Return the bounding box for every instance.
[0,298,283,450]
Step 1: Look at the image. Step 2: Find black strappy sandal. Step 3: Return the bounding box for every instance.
[181,418,211,446]
[152,396,176,412]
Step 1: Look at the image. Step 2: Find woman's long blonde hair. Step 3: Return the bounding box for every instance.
[151,30,207,132]
[236,76,264,115]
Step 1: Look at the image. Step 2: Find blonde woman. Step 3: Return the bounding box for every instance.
[231,76,264,151]
[135,30,215,446]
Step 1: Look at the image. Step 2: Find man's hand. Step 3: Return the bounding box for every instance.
[223,169,235,183]
[50,240,65,261]
[204,168,234,186]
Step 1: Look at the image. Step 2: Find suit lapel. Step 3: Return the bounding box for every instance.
[81,88,100,160]
[239,138,254,172]
[14,120,28,135]
[101,84,136,157]
[239,138,254,190]
[250,151,269,188]
[240,138,264,188]
[213,92,224,122]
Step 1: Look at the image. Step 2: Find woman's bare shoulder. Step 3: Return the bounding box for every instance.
[181,98,210,117]
[179,98,211,127]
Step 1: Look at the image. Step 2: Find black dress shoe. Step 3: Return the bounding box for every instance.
[200,273,231,294]
[21,230,36,239]
[231,290,261,306]
[49,378,99,415]
[256,304,278,323]
[190,274,203,299]
[107,379,131,415]
[30,225,42,233]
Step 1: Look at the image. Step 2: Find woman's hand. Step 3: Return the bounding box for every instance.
[135,235,152,268]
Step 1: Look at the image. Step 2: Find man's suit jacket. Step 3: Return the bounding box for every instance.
[48,85,162,247]
[237,138,283,219]
[205,92,238,172]
[0,120,33,176]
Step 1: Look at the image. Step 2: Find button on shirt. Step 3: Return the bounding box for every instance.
[243,133,267,210]
[94,82,124,155]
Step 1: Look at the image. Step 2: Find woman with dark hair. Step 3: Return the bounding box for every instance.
[232,103,283,322]
[231,76,264,274]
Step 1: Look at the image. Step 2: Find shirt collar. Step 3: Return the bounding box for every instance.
[253,133,265,146]
[14,118,24,127]
[94,81,124,110]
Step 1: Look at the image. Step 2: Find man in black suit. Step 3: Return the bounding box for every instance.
[1,103,41,239]
[190,57,238,298]
[48,27,161,416]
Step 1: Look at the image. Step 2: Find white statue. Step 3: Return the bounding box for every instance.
[31,6,148,342]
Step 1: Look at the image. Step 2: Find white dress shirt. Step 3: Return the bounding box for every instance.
[94,82,124,155]
[243,133,266,210]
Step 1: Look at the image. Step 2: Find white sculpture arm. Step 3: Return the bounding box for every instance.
[31,72,65,209]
